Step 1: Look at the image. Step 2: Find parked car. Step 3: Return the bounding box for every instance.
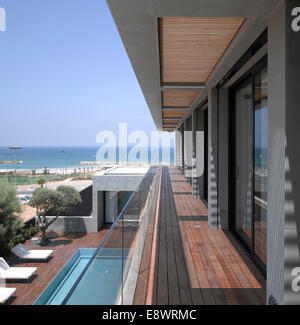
[18,195,31,204]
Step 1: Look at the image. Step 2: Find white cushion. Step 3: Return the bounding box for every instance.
[0,267,37,280]
[12,244,52,260]
[11,244,29,257]
[0,287,16,304]
[0,258,10,272]
[23,250,52,259]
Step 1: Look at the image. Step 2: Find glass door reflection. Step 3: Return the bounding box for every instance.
[254,68,268,266]
[234,77,253,248]
[231,61,268,270]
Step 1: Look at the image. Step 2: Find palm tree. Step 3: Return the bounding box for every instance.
[37,177,46,188]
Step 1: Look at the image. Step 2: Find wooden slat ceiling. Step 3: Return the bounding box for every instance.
[163,110,186,118]
[163,120,180,124]
[159,17,245,83]
[163,125,177,128]
[160,17,245,132]
[162,90,198,107]
[162,91,193,130]
[163,121,179,130]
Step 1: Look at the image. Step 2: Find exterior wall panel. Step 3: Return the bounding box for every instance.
[208,88,219,228]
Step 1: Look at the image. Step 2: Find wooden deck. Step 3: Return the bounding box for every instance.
[133,166,266,305]
[5,230,109,305]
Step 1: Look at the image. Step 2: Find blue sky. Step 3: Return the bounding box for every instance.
[0,0,156,146]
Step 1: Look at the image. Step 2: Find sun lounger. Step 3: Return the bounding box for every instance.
[11,243,52,261]
[0,287,16,304]
[0,258,37,282]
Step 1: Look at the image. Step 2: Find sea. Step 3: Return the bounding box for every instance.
[0,146,175,171]
[0,146,266,171]
[255,147,268,170]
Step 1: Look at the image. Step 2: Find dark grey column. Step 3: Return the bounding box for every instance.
[98,191,105,230]
[267,0,300,305]
[192,109,199,197]
[93,189,104,231]
[218,88,229,229]
[184,117,192,183]
[208,88,219,229]
[196,108,205,198]
[207,88,229,230]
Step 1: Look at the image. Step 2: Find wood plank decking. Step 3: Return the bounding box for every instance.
[5,230,109,305]
[133,166,266,305]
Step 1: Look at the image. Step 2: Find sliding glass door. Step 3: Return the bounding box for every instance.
[234,76,253,248]
[230,58,268,271]
[253,67,268,266]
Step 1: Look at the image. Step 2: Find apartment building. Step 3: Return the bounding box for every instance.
[106,0,300,304]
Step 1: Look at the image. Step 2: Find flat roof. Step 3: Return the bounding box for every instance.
[104,166,149,175]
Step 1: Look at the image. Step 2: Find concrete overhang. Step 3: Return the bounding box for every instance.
[106,0,280,131]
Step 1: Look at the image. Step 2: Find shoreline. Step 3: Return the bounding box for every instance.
[0,161,171,174]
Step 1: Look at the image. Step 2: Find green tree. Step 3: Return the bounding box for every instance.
[29,186,82,244]
[0,182,23,255]
[56,185,82,214]
[37,177,46,188]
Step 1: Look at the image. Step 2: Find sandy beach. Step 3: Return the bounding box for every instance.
[17,178,92,192]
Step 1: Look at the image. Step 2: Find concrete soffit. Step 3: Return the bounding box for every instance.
[106,0,279,131]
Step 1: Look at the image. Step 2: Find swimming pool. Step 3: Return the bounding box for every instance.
[33,248,127,305]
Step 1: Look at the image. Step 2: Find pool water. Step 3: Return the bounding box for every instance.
[33,248,127,305]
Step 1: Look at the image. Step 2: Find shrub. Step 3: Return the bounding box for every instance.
[0,182,23,256]
[8,224,39,249]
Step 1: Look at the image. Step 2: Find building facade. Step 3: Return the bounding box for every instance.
[107,0,300,304]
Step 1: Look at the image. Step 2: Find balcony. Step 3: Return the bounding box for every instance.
[133,166,265,305]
